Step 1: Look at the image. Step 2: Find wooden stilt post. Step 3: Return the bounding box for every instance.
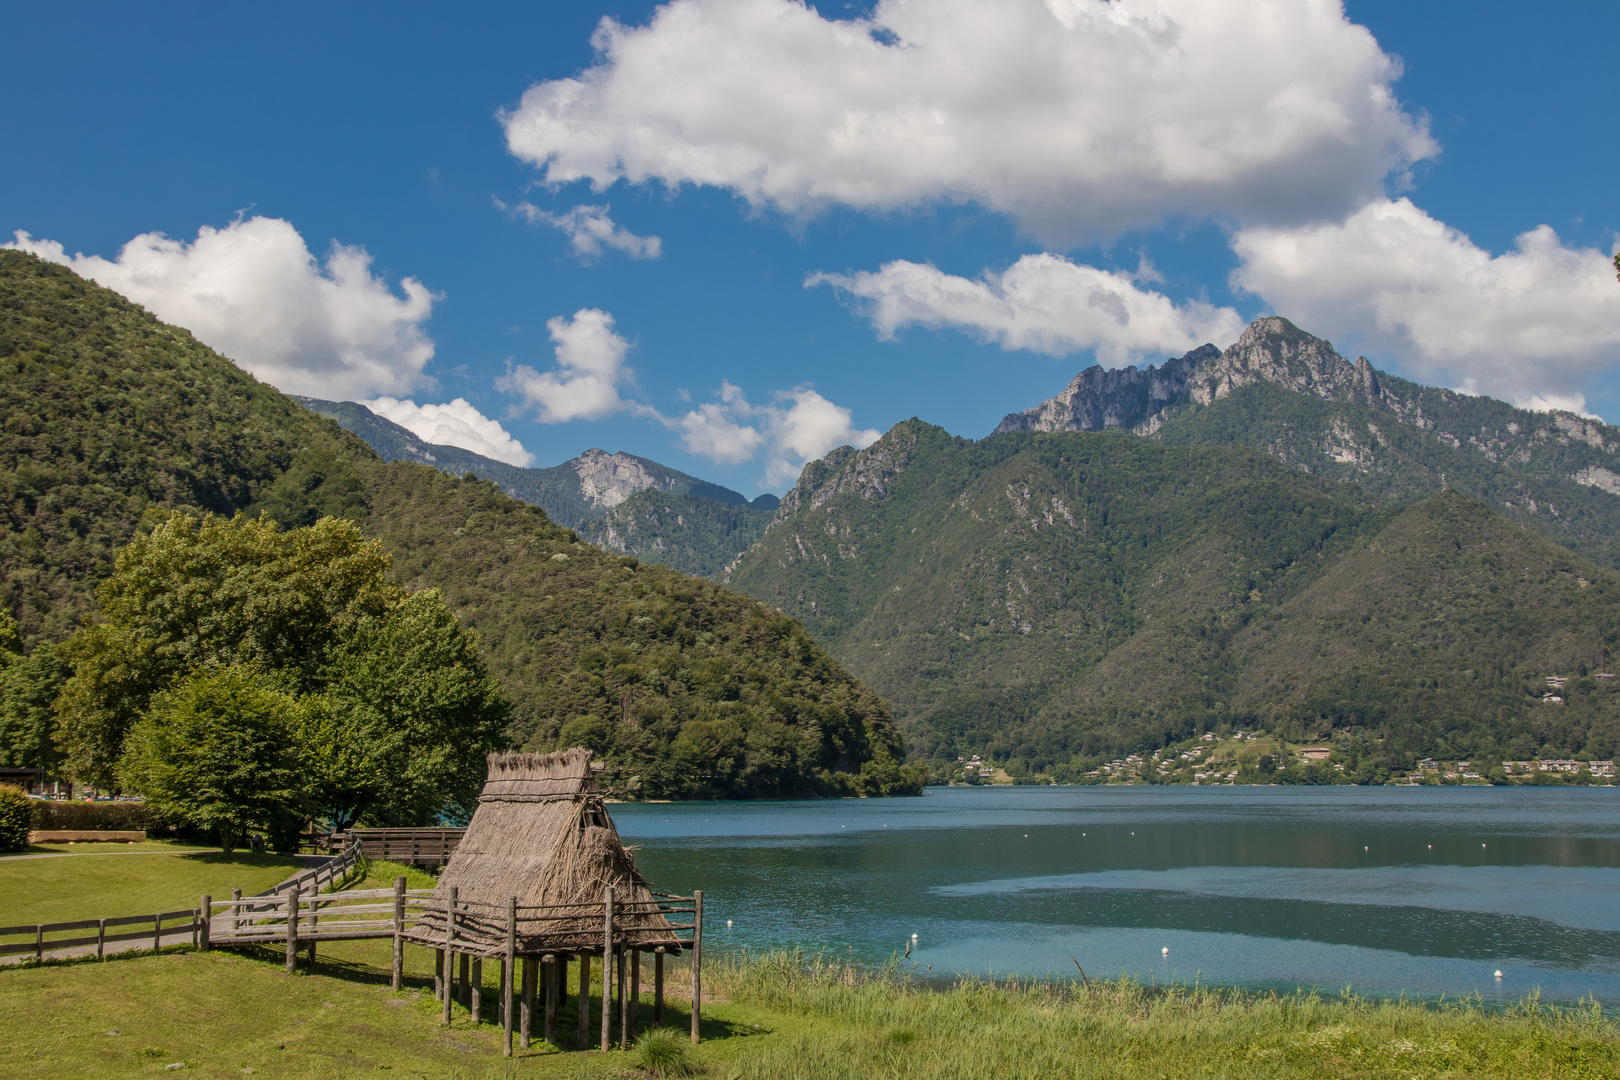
[442,887,456,1026]
[577,951,591,1048]
[502,897,516,1058]
[391,876,406,991]
[558,954,571,1042]
[543,954,558,1045]
[600,887,614,1052]
[285,886,300,975]
[654,947,665,1024]
[520,957,537,1048]
[199,896,211,951]
[471,958,483,1023]
[629,948,641,1042]
[690,890,703,1044]
[434,949,444,1001]
[615,952,628,1049]
[459,952,471,1007]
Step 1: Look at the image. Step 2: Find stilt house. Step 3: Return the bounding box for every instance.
[410,748,701,1053]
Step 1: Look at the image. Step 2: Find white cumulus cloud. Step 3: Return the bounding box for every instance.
[667,381,879,485]
[363,397,535,467]
[497,199,661,260]
[6,218,437,399]
[810,254,1244,364]
[501,0,1433,244]
[496,308,640,423]
[1230,198,1620,413]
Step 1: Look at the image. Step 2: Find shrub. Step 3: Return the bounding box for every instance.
[631,1028,697,1077]
[0,784,32,850]
[30,800,156,832]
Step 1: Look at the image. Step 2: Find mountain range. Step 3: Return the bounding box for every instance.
[297,397,777,577]
[7,243,1619,783]
[0,250,918,799]
[996,317,1620,569]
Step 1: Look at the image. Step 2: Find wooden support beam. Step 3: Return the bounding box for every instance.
[459,953,471,1008]
[442,887,456,1026]
[654,947,665,1025]
[629,948,641,1042]
[434,949,444,1001]
[691,890,703,1044]
[502,897,516,1058]
[470,958,483,1024]
[198,896,211,951]
[577,951,591,1048]
[543,954,558,1044]
[600,888,613,1052]
[520,957,537,1049]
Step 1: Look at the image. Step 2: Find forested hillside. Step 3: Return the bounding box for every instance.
[999,318,1620,568]
[0,250,919,798]
[724,420,1620,773]
[299,396,777,576]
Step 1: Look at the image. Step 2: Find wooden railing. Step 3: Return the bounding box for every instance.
[335,827,465,867]
[0,908,203,961]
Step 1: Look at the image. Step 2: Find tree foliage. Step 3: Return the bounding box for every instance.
[55,511,509,828]
[119,667,303,854]
[0,783,31,851]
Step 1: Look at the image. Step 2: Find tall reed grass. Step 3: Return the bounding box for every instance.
[709,950,1618,1080]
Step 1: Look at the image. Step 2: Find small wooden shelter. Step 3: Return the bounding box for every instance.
[407,748,702,1055]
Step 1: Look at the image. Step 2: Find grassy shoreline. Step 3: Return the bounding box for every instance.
[3,941,1615,1079]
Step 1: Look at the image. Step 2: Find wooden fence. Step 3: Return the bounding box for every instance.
[334,827,465,868]
[0,908,203,961]
[0,836,364,964]
[199,880,703,1056]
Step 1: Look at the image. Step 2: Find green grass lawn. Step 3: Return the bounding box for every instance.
[0,850,306,926]
[2,942,1615,1080]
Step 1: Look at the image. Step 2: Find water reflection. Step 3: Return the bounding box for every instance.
[614,786,1620,1005]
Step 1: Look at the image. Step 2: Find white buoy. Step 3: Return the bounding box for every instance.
[912,933,919,942]
[1494,970,1503,979]
[1162,947,1169,957]
[727,920,733,928]
[1364,846,1368,851]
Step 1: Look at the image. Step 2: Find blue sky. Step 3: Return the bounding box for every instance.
[4,1,1617,496]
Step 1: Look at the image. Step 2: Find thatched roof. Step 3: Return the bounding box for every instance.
[421,748,680,956]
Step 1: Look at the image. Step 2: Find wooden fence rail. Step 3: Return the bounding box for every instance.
[0,908,202,960]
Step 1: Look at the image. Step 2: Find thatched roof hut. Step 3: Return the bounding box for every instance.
[426,747,681,956]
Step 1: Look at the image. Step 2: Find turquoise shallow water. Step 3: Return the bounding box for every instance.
[612,785,1620,1006]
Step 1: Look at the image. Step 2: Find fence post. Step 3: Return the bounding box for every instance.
[34,925,42,962]
[392,876,406,991]
[199,895,211,951]
[690,890,703,1045]
[97,918,106,960]
[230,888,241,936]
[285,886,300,974]
[152,912,162,952]
[503,896,516,1057]
[442,887,457,1026]
[600,887,613,1052]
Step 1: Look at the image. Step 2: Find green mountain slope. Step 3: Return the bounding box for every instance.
[723,420,1620,769]
[999,318,1620,568]
[0,250,916,797]
[297,396,777,575]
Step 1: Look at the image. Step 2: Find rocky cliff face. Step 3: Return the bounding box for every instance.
[571,448,679,509]
[991,316,1620,567]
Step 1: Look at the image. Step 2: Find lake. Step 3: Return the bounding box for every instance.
[613,785,1620,1007]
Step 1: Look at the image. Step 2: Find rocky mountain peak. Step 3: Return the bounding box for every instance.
[777,420,929,519]
[570,448,676,508]
[1186,317,1361,406]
